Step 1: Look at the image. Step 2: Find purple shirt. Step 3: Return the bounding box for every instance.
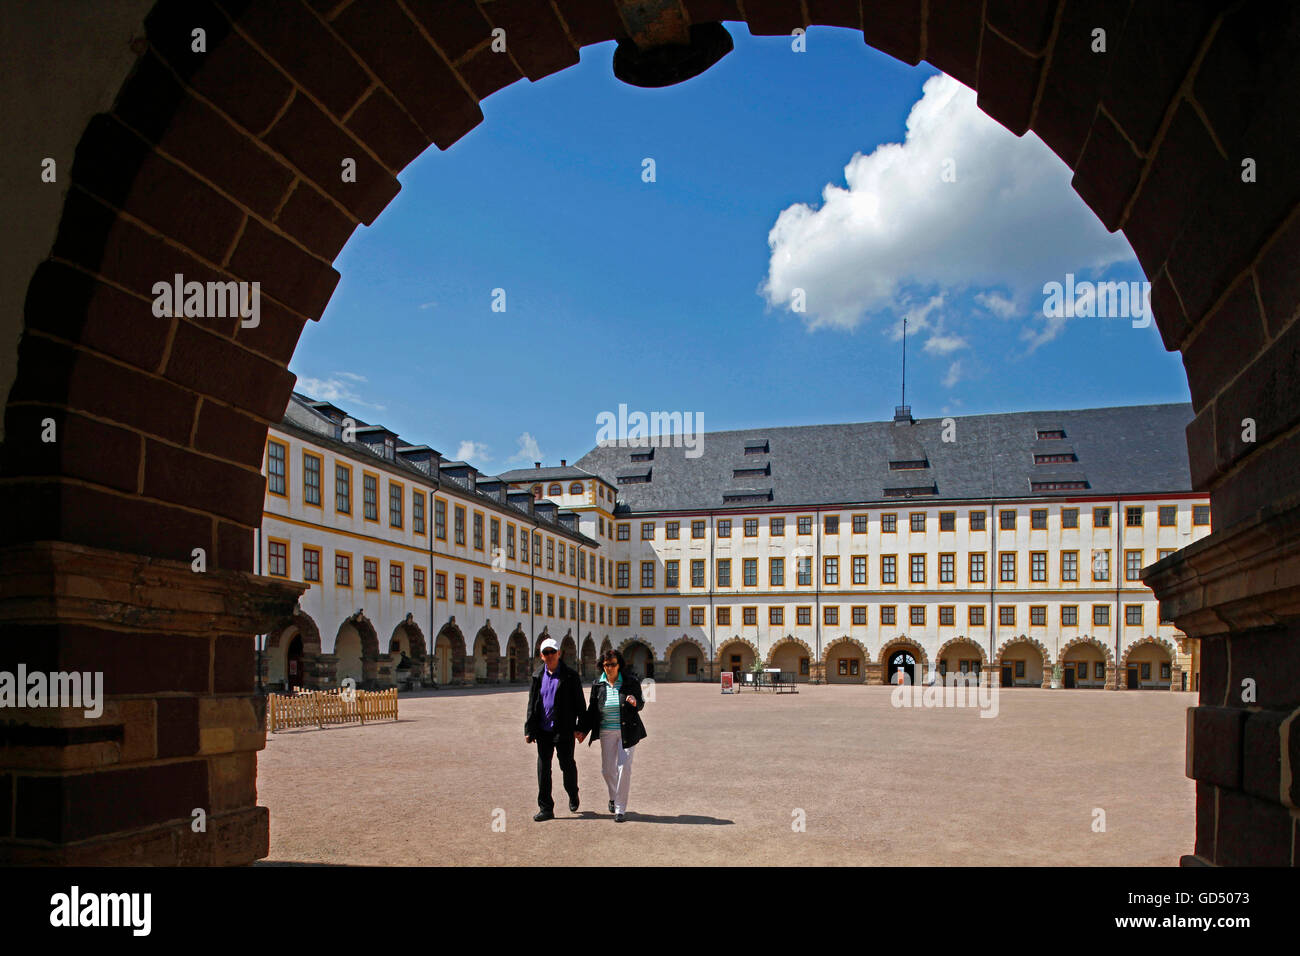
[540,665,560,731]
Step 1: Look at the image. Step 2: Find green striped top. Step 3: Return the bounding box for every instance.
[598,673,622,730]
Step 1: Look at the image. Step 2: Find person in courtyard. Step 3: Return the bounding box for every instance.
[524,637,586,821]
[577,648,647,822]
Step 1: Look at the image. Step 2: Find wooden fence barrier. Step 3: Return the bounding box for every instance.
[268,687,398,733]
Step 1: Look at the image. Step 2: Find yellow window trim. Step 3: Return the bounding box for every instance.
[266,440,289,499]
[266,536,291,577]
[302,450,323,508]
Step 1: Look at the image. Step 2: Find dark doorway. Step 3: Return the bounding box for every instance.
[509,657,517,681]
[1001,664,1013,687]
[887,651,915,684]
[286,634,303,689]
[1063,668,1076,689]
[1126,667,1139,689]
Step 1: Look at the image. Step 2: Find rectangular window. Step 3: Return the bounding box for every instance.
[303,452,321,506]
[881,606,897,626]
[1030,508,1047,530]
[881,555,897,584]
[1126,506,1144,527]
[1057,605,1076,627]
[533,533,541,565]
[852,555,867,585]
[1000,510,1016,531]
[334,463,351,514]
[1094,604,1110,626]
[798,516,812,535]
[796,556,812,586]
[641,522,655,540]
[716,519,731,537]
[769,606,784,625]
[824,556,839,585]
[364,558,378,590]
[882,513,897,533]
[768,517,784,536]
[389,482,403,528]
[520,589,528,613]
[473,512,483,550]
[641,561,655,589]
[824,515,839,534]
[1030,605,1046,626]
[769,557,784,587]
[413,491,425,534]
[1193,505,1211,526]
[617,523,629,541]
[852,605,867,625]
[390,562,404,594]
[1094,506,1110,528]
[434,498,446,539]
[716,606,730,626]
[1061,551,1078,582]
[665,521,679,539]
[910,512,925,532]
[713,558,730,588]
[335,553,351,587]
[691,559,705,588]
[665,560,679,588]
[1092,549,1110,581]
[939,511,956,531]
[616,562,630,589]
[743,606,757,626]
[999,606,1015,626]
[969,606,985,626]
[745,518,759,537]
[414,567,426,597]
[489,517,499,553]
[692,520,706,539]
[1126,604,1143,626]
[969,510,986,531]
[545,539,554,571]
[1061,507,1079,529]
[969,553,985,583]
[797,606,811,626]
[641,608,654,627]
[939,605,954,626]
[546,595,553,616]
[939,553,954,583]
[1126,550,1144,581]
[267,441,287,496]
[909,554,925,584]
[690,607,705,627]
[268,539,288,577]
[910,606,925,626]
[363,474,378,521]
[452,505,465,544]
[435,571,446,600]
[302,546,320,582]
[666,608,679,627]
[1000,552,1016,582]
[1031,551,1047,582]
[1158,505,1176,527]
[853,514,868,534]
[824,606,838,625]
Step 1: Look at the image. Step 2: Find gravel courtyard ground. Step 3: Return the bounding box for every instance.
[258,683,1195,866]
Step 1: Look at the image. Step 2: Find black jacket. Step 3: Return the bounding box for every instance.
[524,659,586,738]
[582,671,647,749]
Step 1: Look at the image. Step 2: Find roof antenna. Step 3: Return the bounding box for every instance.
[895,315,913,424]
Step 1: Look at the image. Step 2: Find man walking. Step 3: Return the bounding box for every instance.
[524,637,586,821]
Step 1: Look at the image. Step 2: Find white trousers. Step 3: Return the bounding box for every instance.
[599,729,635,814]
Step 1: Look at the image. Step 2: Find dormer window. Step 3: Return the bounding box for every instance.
[548,483,562,495]
[743,441,769,455]
[889,459,929,470]
[733,464,770,478]
[1034,452,1077,464]
[384,437,394,459]
[630,448,654,462]
[1036,429,1066,440]
[569,482,584,494]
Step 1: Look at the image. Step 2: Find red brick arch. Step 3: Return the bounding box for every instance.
[821,636,870,664]
[995,635,1053,668]
[765,634,813,665]
[1120,635,1178,668]
[936,636,988,665]
[877,636,929,668]
[664,635,708,659]
[4,0,1299,866]
[1059,636,1114,664]
[715,636,760,663]
[266,607,320,655]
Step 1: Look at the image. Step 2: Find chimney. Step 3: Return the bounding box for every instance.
[534,461,540,468]
[561,459,566,467]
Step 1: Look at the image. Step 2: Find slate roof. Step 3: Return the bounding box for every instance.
[571,404,1196,514]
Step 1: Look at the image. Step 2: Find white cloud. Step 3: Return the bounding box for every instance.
[1020,313,1070,352]
[942,360,964,388]
[418,301,438,310]
[975,290,1018,319]
[509,432,543,464]
[924,334,968,355]
[886,294,945,341]
[455,440,491,464]
[758,73,1131,333]
[295,372,386,412]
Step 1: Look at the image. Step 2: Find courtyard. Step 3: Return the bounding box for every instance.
[259,683,1195,866]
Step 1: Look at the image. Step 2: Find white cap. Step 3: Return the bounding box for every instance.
[540,638,559,653]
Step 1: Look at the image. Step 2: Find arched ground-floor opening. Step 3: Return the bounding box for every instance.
[1122,638,1177,690]
[474,623,501,683]
[996,637,1050,688]
[264,609,322,690]
[1060,638,1112,689]
[936,638,986,685]
[560,632,578,672]
[580,635,597,681]
[879,638,928,686]
[621,640,654,680]
[506,628,530,683]
[716,639,757,680]
[433,620,467,686]
[666,637,707,681]
[823,638,868,684]
[766,636,812,682]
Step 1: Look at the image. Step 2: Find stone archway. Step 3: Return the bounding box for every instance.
[559,631,578,671]
[264,608,322,689]
[995,636,1052,688]
[1059,636,1114,689]
[580,634,597,681]
[619,639,654,680]
[716,637,759,680]
[506,626,531,683]
[823,637,869,684]
[388,615,428,683]
[878,636,929,686]
[3,0,1297,866]
[765,635,813,682]
[1121,635,1179,691]
[474,622,501,683]
[665,635,707,682]
[935,636,987,685]
[433,618,468,686]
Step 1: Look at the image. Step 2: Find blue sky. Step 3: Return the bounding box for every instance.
[289,25,1190,471]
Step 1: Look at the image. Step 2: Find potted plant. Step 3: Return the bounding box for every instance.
[1050,662,1063,689]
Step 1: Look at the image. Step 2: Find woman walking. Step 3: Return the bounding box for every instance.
[579,648,647,822]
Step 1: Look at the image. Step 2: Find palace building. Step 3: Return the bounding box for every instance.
[258,395,1208,691]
